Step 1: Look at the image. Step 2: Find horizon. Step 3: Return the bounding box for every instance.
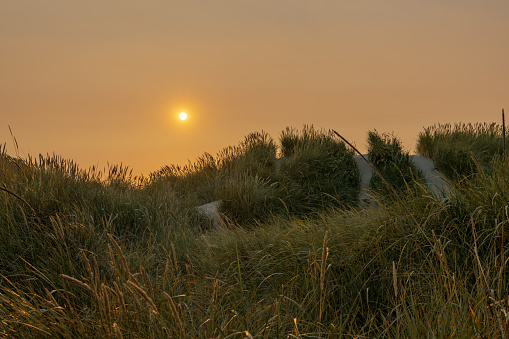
[1,1,508,176]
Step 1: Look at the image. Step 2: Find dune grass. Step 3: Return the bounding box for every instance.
[1,126,509,338]
[367,130,422,196]
[277,125,360,215]
[150,126,360,226]
[417,122,505,180]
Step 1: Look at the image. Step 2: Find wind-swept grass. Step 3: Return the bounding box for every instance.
[417,122,505,180]
[1,126,509,338]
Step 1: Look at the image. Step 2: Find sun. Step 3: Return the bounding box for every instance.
[179,112,188,120]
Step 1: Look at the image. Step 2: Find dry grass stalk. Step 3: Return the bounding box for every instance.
[140,266,154,297]
[431,229,450,272]
[108,233,130,274]
[60,274,93,293]
[319,231,329,321]
[101,283,112,333]
[44,288,65,315]
[503,108,506,161]
[126,280,158,315]
[162,246,177,281]
[164,292,185,335]
[113,281,127,320]
[392,261,398,298]
[49,215,65,241]
[320,231,329,292]
[392,261,400,338]
[93,254,100,282]
[293,318,301,338]
[108,244,117,274]
[112,322,123,339]
[101,283,116,296]
[80,250,99,300]
[211,271,219,316]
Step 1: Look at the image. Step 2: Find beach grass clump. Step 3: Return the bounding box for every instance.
[220,126,361,225]
[219,174,282,225]
[278,125,360,214]
[0,150,197,287]
[150,127,360,226]
[417,122,505,180]
[217,131,284,224]
[149,152,221,206]
[217,130,278,179]
[149,131,277,210]
[367,130,422,196]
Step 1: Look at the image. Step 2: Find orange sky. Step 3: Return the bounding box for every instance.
[1,1,508,176]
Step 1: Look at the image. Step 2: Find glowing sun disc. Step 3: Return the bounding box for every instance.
[179,112,187,120]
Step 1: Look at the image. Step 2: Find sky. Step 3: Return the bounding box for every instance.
[1,1,508,176]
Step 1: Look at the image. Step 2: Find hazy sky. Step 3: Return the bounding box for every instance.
[1,1,508,176]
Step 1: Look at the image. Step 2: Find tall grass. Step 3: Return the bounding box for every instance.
[417,122,504,180]
[149,131,277,211]
[367,131,422,196]
[150,126,360,226]
[278,125,360,214]
[1,128,509,337]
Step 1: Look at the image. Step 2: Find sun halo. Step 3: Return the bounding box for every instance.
[179,112,188,120]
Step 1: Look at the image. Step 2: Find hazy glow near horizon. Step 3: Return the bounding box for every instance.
[0,1,507,175]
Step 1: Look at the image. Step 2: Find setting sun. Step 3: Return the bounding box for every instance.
[179,112,188,120]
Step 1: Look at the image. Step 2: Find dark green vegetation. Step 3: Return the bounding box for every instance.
[367,130,422,196]
[417,122,505,180]
[151,126,360,225]
[277,126,359,215]
[1,124,509,338]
